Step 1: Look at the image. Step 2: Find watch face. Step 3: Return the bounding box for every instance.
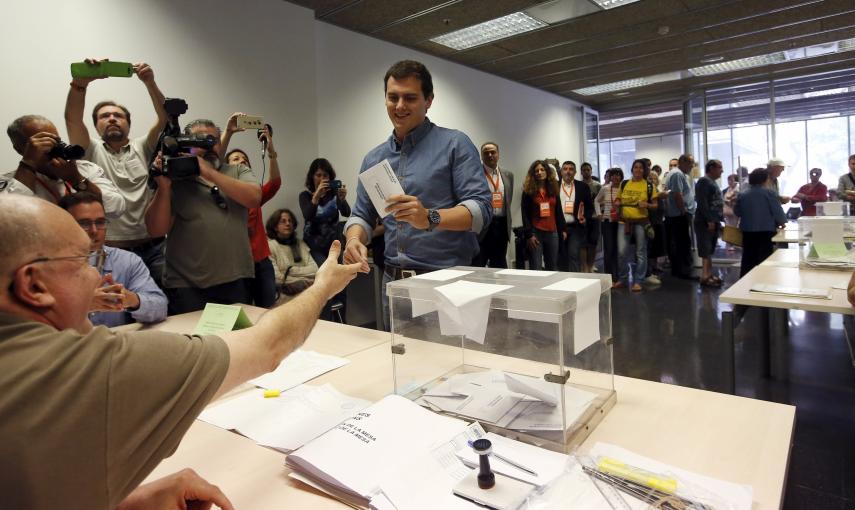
[429,209,441,225]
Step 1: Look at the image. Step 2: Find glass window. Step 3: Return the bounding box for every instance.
[850,116,855,157]
[732,125,769,172]
[610,139,636,173]
[775,121,807,197]
[599,141,611,172]
[707,129,733,178]
[808,116,849,180]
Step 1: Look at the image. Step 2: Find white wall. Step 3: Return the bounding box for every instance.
[0,0,318,219]
[314,22,586,230]
[1,0,587,232]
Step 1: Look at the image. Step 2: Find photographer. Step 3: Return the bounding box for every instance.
[144,118,262,314]
[299,158,350,265]
[2,115,125,217]
[221,112,282,308]
[64,59,168,284]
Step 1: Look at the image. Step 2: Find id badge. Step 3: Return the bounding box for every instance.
[564,200,574,214]
[539,201,550,218]
[492,192,503,209]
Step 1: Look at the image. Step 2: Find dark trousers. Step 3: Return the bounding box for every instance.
[127,238,166,289]
[166,278,251,315]
[558,223,586,272]
[249,258,277,308]
[472,217,509,268]
[601,220,620,282]
[740,231,775,277]
[529,229,559,271]
[665,214,693,277]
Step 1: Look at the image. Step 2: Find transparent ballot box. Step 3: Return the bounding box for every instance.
[816,201,850,217]
[798,216,855,270]
[388,267,615,453]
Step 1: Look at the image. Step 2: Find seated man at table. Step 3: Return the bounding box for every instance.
[0,194,360,509]
[58,191,167,327]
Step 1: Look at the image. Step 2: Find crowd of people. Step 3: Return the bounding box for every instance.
[3,53,855,508]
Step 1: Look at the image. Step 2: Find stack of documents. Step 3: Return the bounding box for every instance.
[749,283,832,299]
[198,384,370,452]
[416,370,597,433]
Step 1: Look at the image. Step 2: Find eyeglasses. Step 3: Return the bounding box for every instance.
[76,218,109,230]
[27,249,107,273]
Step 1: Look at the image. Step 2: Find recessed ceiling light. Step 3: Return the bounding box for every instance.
[614,91,630,96]
[572,71,683,96]
[699,56,724,64]
[430,12,546,51]
[803,87,849,98]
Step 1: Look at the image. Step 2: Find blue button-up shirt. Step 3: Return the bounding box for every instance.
[90,246,168,328]
[345,118,492,270]
[664,170,697,216]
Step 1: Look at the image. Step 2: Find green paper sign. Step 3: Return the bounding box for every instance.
[193,303,253,335]
[810,243,848,260]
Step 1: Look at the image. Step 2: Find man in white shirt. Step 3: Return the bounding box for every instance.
[2,115,125,218]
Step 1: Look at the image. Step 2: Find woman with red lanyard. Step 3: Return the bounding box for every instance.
[521,160,566,270]
[595,168,623,283]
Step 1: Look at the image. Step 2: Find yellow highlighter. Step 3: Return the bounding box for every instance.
[263,389,281,398]
[597,457,678,494]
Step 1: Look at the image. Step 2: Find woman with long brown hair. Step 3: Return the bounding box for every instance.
[520,160,566,270]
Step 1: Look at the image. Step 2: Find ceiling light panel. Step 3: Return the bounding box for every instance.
[689,53,787,76]
[590,0,642,9]
[429,12,546,51]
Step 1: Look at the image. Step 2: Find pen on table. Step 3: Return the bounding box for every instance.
[467,440,538,477]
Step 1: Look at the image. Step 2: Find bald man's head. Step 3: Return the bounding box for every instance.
[0,195,98,331]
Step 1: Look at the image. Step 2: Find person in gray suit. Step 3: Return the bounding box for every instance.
[473,141,514,267]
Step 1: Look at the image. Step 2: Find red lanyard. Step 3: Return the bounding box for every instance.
[484,168,501,192]
[561,180,574,199]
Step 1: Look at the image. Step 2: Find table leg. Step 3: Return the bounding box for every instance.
[722,310,736,395]
[768,308,790,380]
[758,308,771,378]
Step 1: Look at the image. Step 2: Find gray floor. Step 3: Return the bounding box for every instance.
[608,248,855,510]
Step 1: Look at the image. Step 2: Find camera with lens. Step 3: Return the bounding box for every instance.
[150,98,216,181]
[330,179,343,191]
[48,140,85,161]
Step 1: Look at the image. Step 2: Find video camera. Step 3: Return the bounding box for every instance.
[149,98,216,181]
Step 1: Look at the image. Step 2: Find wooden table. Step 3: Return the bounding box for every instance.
[719,249,854,390]
[130,312,795,510]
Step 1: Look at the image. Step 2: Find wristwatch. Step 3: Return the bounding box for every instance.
[73,177,89,191]
[427,209,441,231]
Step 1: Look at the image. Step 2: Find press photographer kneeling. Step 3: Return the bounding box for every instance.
[144,99,262,313]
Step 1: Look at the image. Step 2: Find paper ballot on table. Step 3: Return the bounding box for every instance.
[542,277,602,354]
[749,283,832,299]
[249,349,350,390]
[198,384,370,452]
[412,269,474,281]
[358,159,405,218]
[496,269,556,277]
[286,395,470,507]
[433,280,513,344]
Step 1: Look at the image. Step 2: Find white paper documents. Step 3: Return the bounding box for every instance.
[542,277,602,354]
[496,269,556,277]
[286,394,470,507]
[198,384,370,452]
[249,349,350,390]
[419,370,597,432]
[411,269,473,281]
[433,280,513,344]
[749,283,831,299]
[358,159,405,218]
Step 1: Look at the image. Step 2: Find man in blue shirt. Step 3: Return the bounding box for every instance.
[343,61,491,324]
[59,192,167,327]
[664,154,697,279]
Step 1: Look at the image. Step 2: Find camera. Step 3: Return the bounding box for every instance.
[48,141,85,161]
[150,98,215,181]
[330,179,343,191]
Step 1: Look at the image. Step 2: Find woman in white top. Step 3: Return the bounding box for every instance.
[266,208,319,304]
[595,168,623,283]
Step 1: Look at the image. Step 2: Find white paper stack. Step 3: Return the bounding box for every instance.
[249,349,350,390]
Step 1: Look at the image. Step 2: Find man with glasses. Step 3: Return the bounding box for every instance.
[145,118,261,313]
[0,194,360,509]
[58,192,166,327]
